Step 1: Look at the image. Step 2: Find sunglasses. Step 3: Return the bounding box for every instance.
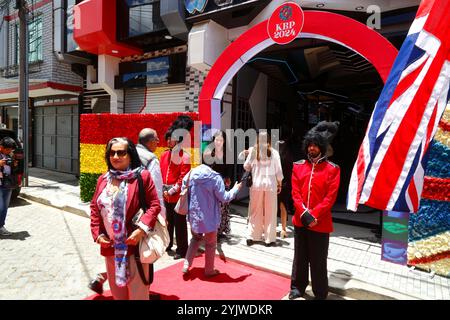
[109,150,128,157]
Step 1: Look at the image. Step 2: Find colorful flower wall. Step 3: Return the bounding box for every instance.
[80,112,199,202]
[408,104,450,277]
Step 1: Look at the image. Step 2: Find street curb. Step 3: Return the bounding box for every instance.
[19,194,90,219]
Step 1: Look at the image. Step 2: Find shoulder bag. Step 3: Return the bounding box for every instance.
[133,173,170,285]
[174,170,191,215]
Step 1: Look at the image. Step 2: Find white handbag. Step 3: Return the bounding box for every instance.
[134,173,170,264]
[138,213,170,264]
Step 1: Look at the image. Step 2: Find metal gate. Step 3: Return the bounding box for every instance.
[33,105,79,174]
[125,84,186,113]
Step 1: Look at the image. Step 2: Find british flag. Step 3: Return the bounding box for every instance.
[347,0,450,213]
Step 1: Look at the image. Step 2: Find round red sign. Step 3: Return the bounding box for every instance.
[267,2,304,45]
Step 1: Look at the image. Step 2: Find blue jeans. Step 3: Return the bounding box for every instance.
[0,188,12,228]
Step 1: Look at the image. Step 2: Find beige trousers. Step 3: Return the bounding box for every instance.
[247,189,278,244]
[105,254,149,300]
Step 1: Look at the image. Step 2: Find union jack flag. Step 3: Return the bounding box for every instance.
[347,0,450,213]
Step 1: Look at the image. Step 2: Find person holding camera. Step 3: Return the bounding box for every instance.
[0,137,18,236]
[289,131,340,300]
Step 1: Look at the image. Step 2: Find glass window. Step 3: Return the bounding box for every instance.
[119,53,186,88]
[118,0,165,38]
[15,16,43,64]
[28,17,42,62]
[66,0,78,52]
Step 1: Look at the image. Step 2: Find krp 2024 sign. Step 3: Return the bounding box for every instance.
[268,2,304,45]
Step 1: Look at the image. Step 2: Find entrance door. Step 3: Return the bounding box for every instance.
[34,105,79,174]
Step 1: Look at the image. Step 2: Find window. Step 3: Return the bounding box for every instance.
[15,16,43,64]
[118,0,165,39]
[118,53,186,88]
[66,0,77,52]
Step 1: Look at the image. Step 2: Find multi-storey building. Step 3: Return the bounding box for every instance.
[73,0,192,114]
[0,0,91,174]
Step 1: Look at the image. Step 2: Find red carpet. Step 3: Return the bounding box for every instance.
[86,255,290,300]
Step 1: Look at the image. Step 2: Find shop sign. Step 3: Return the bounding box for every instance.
[267,2,304,45]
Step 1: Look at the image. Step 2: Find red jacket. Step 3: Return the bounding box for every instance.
[160,147,191,203]
[291,158,340,233]
[90,170,161,257]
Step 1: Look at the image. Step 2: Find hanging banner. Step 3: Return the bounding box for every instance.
[381,211,409,265]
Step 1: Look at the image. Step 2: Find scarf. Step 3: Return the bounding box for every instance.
[106,167,142,287]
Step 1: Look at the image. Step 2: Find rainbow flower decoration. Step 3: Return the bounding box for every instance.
[80,112,200,202]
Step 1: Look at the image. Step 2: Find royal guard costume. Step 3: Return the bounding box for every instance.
[290,130,340,300]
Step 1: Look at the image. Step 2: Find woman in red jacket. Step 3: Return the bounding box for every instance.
[289,132,340,300]
[90,137,161,300]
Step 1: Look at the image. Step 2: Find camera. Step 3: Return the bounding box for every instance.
[3,157,13,166]
[163,184,175,192]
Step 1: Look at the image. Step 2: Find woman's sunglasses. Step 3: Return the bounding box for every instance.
[109,150,128,157]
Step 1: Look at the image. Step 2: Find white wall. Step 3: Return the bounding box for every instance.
[98,54,124,113]
[188,20,229,72]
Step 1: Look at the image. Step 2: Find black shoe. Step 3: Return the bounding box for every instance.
[166,247,173,252]
[88,279,103,295]
[288,289,303,300]
[246,239,253,246]
[149,293,161,300]
[173,253,184,260]
[265,242,275,247]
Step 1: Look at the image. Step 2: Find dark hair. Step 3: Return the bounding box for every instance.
[164,128,173,142]
[302,131,328,156]
[172,115,194,131]
[0,137,17,149]
[105,137,142,171]
[211,130,226,161]
[166,115,194,143]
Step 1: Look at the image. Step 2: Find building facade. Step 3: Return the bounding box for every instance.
[0,0,86,174]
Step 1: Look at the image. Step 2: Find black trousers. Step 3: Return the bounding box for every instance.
[290,226,330,299]
[165,201,188,257]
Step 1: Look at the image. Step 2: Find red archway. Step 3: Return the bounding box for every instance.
[198,10,398,138]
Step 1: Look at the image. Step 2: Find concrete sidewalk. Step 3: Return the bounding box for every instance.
[19,168,450,300]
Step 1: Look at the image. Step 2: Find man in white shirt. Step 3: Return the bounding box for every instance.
[136,128,166,219]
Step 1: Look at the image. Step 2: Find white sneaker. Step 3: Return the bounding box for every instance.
[0,226,12,236]
[182,260,190,274]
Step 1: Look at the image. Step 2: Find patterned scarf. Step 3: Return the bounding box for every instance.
[106,167,142,287]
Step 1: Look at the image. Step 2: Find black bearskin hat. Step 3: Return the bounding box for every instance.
[310,121,340,144]
[302,131,328,157]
